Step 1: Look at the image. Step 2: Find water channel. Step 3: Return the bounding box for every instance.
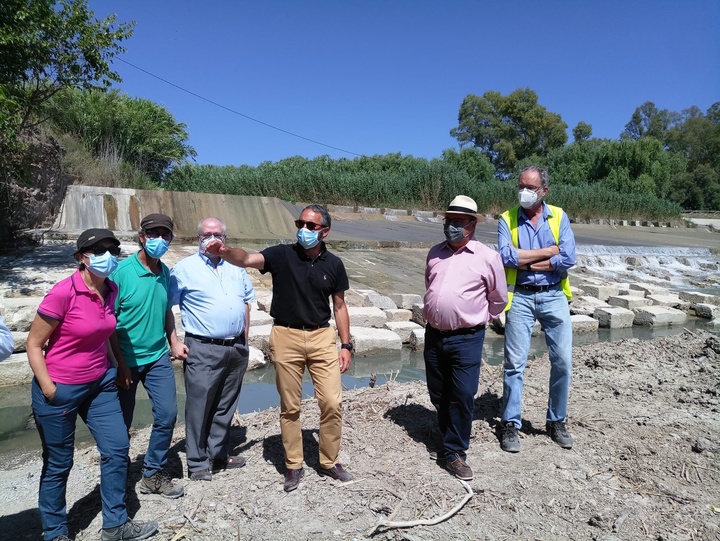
[0,316,711,457]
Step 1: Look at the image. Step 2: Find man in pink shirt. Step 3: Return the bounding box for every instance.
[423,195,508,482]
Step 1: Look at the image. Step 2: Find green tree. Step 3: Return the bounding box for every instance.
[450,88,568,176]
[441,147,495,182]
[620,101,672,141]
[572,121,592,142]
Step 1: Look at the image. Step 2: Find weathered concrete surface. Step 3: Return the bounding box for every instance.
[249,309,273,327]
[248,324,273,358]
[571,314,600,333]
[409,328,425,351]
[384,309,412,322]
[350,326,402,353]
[633,306,688,326]
[647,294,690,310]
[694,303,720,319]
[0,355,32,386]
[678,291,720,306]
[607,295,653,309]
[630,283,670,296]
[0,297,42,332]
[384,321,424,343]
[362,291,397,310]
[570,296,610,316]
[411,303,426,327]
[594,306,635,328]
[346,307,387,328]
[388,293,423,310]
[582,285,621,301]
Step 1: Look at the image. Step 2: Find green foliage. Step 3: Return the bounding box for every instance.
[42,87,196,181]
[620,101,672,141]
[450,88,568,176]
[572,121,592,142]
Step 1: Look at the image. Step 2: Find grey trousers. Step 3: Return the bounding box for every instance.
[183,337,249,473]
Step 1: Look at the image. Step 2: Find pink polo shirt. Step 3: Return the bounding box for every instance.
[423,238,508,331]
[38,271,118,384]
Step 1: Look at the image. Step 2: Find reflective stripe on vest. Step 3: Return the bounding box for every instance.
[499,204,572,311]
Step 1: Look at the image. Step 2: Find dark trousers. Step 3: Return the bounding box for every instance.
[423,325,485,462]
[183,337,249,473]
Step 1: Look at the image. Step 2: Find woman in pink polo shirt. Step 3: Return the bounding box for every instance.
[26,229,158,541]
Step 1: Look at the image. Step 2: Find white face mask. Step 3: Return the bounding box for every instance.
[519,188,539,209]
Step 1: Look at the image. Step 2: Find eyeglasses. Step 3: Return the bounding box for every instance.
[199,233,226,241]
[443,218,474,227]
[519,185,543,193]
[89,246,121,256]
[143,228,173,241]
[294,220,325,231]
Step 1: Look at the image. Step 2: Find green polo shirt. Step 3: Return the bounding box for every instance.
[110,251,170,368]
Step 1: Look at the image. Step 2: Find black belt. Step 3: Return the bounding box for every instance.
[274,320,330,331]
[428,323,486,336]
[185,333,245,346]
[517,282,560,292]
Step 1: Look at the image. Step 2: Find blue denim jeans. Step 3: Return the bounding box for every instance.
[424,326,485,462]
[32,368,129,540]
[118,353,177,477]
[502,286,573,428]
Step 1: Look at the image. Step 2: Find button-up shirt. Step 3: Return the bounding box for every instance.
[498,203,576,286]
[423,238,508,331]
[169,251,255,339]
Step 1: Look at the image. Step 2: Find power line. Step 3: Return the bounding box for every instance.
[117,57,362,157]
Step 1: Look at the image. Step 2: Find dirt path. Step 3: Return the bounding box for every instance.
[1,330,719,540]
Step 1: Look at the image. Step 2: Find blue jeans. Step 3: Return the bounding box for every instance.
[32,368,129,540]
[502,286,573,428]
[118,353,177,477]
[424,325,485,462]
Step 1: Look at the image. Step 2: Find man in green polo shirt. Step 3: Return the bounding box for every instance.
[110,213,188,499]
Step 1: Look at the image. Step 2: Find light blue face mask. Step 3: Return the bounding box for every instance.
[87,251,119,278]
[296,227,320,249]
[144,237,170,259]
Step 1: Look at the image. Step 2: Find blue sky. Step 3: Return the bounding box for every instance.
[90,0,720,167]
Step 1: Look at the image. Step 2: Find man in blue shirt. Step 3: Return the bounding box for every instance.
[0,314,14,361]
[169,217,256,482]
[498,165,577,453]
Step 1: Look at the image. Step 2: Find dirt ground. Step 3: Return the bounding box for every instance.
[1,329,718,541]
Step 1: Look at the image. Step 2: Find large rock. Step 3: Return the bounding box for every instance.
[694,303,720,319]
[411,303,426,327]
[11,332,27,353]
[607,295,653,309]
[633,306,687,326]
[349,326,402,353]
[0,354,32,387]
[629,283,670,296]
[343,289,368,308]
[254,290,273,312]
[362,292,397,310]
[593,306,635,328]
[384,309,412,322]
[248,324,273,358]
[409,328,424,350]
[0,297,43,332]
[249,309,273,327]
[570,296,610,316]
[384,321,424,343]
[248,346,268,371]
[570,314,599,333]
[678,291,720,306]
[388,293,423,310]
[347,307,387,328]
[647,294,691,310]
[582,285,621,301]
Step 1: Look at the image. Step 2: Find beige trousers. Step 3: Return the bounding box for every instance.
[269,325,342,470]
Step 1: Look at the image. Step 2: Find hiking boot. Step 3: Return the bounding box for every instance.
[501,423,521,453]
[546,421,574,449]
[190,469,213,481]
[138,470,184,498]
[446,457,473,481]
[100,518,158,541]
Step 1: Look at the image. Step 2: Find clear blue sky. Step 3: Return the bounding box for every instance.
[90,0,719,167]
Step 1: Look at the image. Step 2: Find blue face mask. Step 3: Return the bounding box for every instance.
[144,238,170,259]
[87,251,119,278]
[444,223,467,244]
[296,227,320,249]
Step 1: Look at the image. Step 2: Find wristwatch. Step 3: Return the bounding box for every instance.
[341,343,354,352]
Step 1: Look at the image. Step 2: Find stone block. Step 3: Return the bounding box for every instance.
[248,324,272,358]
[607,295,653,309]
[362,292,397,310]
[0,297,43,332]
[343,289,367,308]
[248,346,268,371]
[629,283,670,296]
[0,354,33,387]
[11,331,27,353]
[633,306,687,326]
[249,309,273,327]
[409,328,425,350]
[254,291,273,312]
[582,285,620,302]
[694,303,720,319]
[569,285,585,297]
[347,306,387,328]
[593,306,635,328]
[384,309,412,322]
[489,312,505,334]
[411,303,426,327]
[388,293,423,309]
[571,314,599,333]
[619,289,646,298]
[570,296,610,316]
[350,326,402,353]
[678,291,720,306]
[384,321,424,343]
[647,294,690,310]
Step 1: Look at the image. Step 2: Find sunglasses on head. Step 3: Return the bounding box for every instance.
[294,220,325,231]
[89,245,121,256]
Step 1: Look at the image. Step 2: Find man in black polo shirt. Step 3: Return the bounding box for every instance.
[204,204,354,492]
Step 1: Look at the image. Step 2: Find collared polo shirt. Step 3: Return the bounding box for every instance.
[260,242,349,327]
[110,251,170,368]
[169,251,256,339]
[37,270,118,384]
[423,239,508,331]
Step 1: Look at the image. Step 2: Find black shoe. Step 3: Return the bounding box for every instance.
[101,519,158,541]
[319,463,354,482]
[283,468,304,492]
[446,457,474,481]
[501,423,521,453]
[189,469,213,481]
[212,455,246,471]
[546,421,573,449]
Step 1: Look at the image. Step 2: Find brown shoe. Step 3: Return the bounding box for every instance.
[283,468,304,492]
[319,463,354,482]
[447,457,473,481]
[213,455,247,471]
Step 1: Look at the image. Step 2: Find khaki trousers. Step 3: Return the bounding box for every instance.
[269,325,343,470]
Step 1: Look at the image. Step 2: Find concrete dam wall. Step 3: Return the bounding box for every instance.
[52,185,299,241]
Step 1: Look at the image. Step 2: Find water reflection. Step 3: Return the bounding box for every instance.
[0,317,711,456]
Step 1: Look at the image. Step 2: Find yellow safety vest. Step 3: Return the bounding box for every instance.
[499,204,572,311]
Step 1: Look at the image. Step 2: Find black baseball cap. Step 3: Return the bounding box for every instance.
[76,228,120,253]
[140,213,174,233]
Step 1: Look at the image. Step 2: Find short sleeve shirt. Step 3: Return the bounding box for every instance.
[38,270,118,384]
[260,243,349,327]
